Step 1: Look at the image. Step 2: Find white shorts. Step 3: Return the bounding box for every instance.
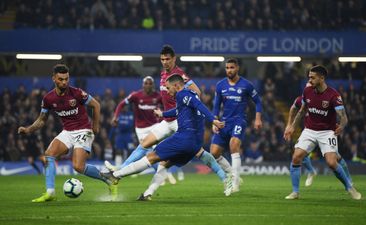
[150,119,178,141]
[55,129,95,152]
[295,128,338,156]
[135,123,160,143]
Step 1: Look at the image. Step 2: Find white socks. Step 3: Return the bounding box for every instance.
[144,164,168,196]
[113,156,151,178]
[216,155,232,174]
[231,153,241,186]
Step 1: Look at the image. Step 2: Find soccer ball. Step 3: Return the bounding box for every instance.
[63,178,84,198]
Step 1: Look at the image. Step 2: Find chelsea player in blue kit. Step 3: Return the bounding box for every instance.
[101,74,232,198]
[211,58,263,192]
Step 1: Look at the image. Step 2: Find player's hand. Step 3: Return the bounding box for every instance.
[111,116,118,127]
[283,125,294,142]
[334,124,344,136]
[153,109,163,118]
[254,119,262,130]
[212,124,219,134]
[213,120,225,130]
[18,126,30,135]
[92,125,100,134]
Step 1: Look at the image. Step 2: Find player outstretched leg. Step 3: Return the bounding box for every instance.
[32,156,57,202]
[71,148,118,201]
[197,149,233,196]
[302,155,317,187]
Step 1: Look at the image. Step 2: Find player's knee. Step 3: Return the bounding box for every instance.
[292,154,303,165]
[326,159,338,170]
[73,163,85,173]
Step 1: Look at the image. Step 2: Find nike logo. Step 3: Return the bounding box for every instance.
[0,166,32,175]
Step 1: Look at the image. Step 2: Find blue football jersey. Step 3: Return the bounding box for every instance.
[213,77,261,122]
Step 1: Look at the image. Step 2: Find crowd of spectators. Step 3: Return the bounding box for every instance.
[11,0,366,31]
[1,74,365,164]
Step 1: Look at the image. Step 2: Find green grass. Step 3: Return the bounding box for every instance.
[0,174,365,225]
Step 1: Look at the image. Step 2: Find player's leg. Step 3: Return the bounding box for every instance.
[107,121,173,171]
[302,155,317,187]
[285,147,308,199]
[139,161,172,200]
[285,129,317,199]
[196,148,227,182]
[196,148,233,196]
[211,137,232,174]
[337,154,352,184]
[32,137,69,202]
[108,151,159,179]
[319,131,360,200]
[229,137,242,192]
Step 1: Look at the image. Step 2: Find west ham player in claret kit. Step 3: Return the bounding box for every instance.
[18,64,117,202]
[284,65,361,200]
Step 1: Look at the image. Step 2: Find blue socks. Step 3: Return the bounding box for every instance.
[199,151,226,181]
[83,164,106,183]
[302,156,316,174]
[45,156,56,190]
[290,163,301,193]
[338,158,352,184]
[120,145,152,169]
[333,164,352,190]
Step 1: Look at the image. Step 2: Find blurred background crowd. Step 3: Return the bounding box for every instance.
[6,0,366,30]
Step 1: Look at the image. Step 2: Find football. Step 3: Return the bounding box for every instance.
[63,178,84,198]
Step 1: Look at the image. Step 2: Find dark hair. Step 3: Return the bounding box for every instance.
[226,57,239,65]
[53,64,69,75]
[310,65,328,77]
[160,45,175,57]
[166,74,184,84]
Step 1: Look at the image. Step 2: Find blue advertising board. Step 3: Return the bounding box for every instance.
[1,29,365,56]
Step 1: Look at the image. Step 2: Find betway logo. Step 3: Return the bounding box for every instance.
[308,107,328,116]
[55,108,78,117]
[138,104,157,110]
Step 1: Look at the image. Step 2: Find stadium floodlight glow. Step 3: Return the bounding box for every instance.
[180,56,225,62]
[256,56,301,62]
[338,57,366,62]
[16,54,62,60]
[97,55,143,61]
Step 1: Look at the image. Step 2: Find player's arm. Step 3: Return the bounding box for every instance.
[212,87,222,133]
[189,94,224,129]
[286,105,298,128]
[284,103,306,141]
[87,97,101,134]
[251,93,263,130]
[112,93,133,126]
[185,80,201,97]
[18,112,48,135]
[335,107,348,136]
[154,108,177,118]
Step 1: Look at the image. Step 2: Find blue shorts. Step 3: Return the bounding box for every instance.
[155,131,201,167]
[211,119,247,148]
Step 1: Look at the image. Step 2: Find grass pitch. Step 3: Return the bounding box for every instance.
[0,174,365,225]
